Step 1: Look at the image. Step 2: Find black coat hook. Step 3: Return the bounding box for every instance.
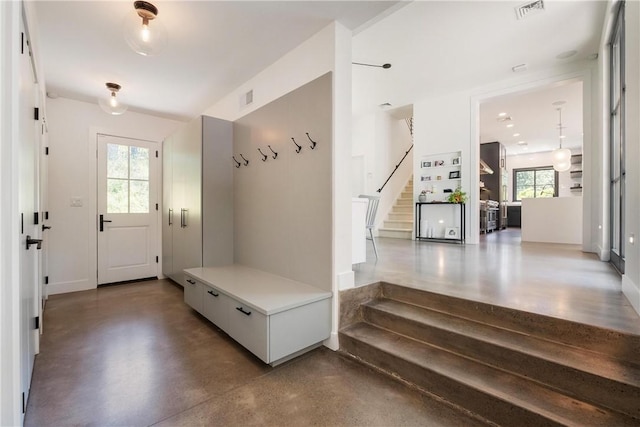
[257,148,268,162]
[232,156,241,168]
[240,154,249,166]
[268,145,278,159]
[291,137,302,153]
[306,132,317,150]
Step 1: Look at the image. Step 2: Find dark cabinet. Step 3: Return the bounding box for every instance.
[480,142,508,230]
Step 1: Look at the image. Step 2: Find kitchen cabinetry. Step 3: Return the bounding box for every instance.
[184,265,332,366]
[480,142,507,229]
[163,116,234,285]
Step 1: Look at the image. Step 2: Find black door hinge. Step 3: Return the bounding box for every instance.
[155,203,158,211]
[34,316,39,330]
[34,212,39,225]
[45,276,49,285]
[34,107,39,120]
[21,32,24,54]
[155,150,158,158]
[45,211,49,220]
[45,147,49,155]
[156,256,159,263]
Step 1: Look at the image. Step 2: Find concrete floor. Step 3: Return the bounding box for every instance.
[25,279,484,427]
[355,229,640,334]
[25,229,639,426]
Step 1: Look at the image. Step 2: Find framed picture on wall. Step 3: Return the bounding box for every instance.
[422,161,432,168]
[449,171,461,179]
[452,157,460,165]
[421,175,432,181]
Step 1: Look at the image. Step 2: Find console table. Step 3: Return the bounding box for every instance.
[415,202,465,244]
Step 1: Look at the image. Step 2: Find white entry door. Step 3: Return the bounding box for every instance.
[97,134,159,285]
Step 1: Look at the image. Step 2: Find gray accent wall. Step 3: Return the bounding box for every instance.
[233,73,332,291]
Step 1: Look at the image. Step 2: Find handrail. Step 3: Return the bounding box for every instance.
[376,117,414,193]
[376,144,413,193]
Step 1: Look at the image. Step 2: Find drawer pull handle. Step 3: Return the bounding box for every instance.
[236,307,251,316]
[207,290,219,297]
[186,279,196,285]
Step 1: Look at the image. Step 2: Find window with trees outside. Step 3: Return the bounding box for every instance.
[512,167,558,201]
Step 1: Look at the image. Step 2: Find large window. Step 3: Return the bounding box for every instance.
[512,167,558,201]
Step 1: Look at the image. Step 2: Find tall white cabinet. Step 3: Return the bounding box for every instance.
[162,115,234,285]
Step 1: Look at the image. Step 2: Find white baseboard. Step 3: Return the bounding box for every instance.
[323,331,339,351]
[47,279,95,295]
[622,275,640,317]
[596,244,609,261]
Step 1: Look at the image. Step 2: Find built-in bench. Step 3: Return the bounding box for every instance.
[183,265,332,366]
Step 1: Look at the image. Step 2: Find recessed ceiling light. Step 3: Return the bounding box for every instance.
[517,140,527,145]
[522,146,528,150]
[506,124,514,128]
[552,100,566,106]
[498,112,507,117]
[513,133,520,137]
[556,50,577,59]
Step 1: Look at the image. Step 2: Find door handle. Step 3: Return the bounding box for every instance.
[181,208,188,228]
[168,209,173,226]
[99,214,112,232]
[26,236,43,250]
[42,224,52,231]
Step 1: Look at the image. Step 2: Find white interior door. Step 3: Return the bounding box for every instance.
[19,15,39,412]
[97,134,158,285]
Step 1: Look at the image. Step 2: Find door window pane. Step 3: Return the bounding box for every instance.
[106,143,150,214]
[130,181,149,213]
[130,146,149,180]
[107,144,129,179]
[107,179,129,213]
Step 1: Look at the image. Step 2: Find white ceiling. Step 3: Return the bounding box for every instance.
[34,0,606,151]
[479,80,584,155]
[33,1,401,121]
[352,0,606,118]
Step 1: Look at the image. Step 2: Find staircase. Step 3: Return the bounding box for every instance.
[339,283,640,426]
[378,178,413,239]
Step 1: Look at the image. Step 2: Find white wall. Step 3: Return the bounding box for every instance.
[46,97,183,294]
[621,0,640,315]
[203,22,352,350]
[352,111,413,230]
[506,151,582,202]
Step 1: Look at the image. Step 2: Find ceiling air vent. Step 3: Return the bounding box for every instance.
[515,0,545,20]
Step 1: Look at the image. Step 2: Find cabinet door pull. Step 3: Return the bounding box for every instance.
[207,290,219,297]
[236,306,251,316]
[186,279,196,285]
[168,208,173,226]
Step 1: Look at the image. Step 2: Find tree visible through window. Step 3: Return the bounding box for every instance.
[107,143,149,213]
[513,167,558,201]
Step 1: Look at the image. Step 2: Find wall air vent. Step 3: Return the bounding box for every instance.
[515,0,545,20]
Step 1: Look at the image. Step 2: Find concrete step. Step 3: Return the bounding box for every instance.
[340,322,639,427]
[388,213,412,221]
[378,228,412,239]
[362,298,640,419]
[380,283,640,362]
[383,220,413,230]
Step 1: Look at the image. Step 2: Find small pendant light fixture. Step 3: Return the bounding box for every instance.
[98,82,128,115]
[551,102,571,172]
[124,1,167,56]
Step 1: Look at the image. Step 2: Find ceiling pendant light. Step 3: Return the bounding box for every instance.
[551,103,571,172]
[124,1,167,56]
[98,83,128,115]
